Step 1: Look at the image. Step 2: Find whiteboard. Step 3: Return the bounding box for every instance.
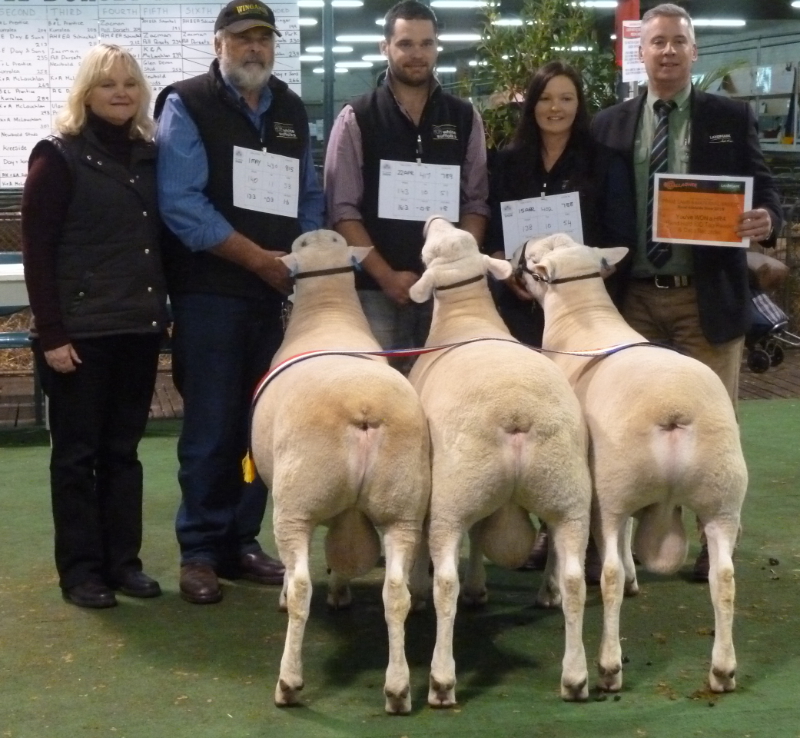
[0,0,301,188]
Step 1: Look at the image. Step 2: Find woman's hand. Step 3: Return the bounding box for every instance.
[44,343,82,373]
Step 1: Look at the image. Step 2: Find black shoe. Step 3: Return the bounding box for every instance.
[692,544,709,582]
[518,524,549,571]
[239,551,285,585]
[62,580,118,609]
[114,570,162,598]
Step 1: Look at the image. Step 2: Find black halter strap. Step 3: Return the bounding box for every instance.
[294,265,355,280]
[514,240,602,284]
[435,273,485,291]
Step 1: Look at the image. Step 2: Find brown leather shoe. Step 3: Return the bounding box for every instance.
[692,544,709,582]
[180,562,223,604]
[240,551,285,585]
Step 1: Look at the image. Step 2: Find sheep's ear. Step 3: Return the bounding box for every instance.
[595,246,628,270]
[409,271,435,303]
[279,253,300,277]
[533,263,551,283]
[483,254,513,280]
[348,246,373,265]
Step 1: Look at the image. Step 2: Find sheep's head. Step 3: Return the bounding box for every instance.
[520,242,628,303]
[280,229,372,277]
[410,216,513,302]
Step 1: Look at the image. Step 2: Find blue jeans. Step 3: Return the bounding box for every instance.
[171,293,283,569]
[357,289,432,372]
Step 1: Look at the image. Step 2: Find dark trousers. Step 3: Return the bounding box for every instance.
[170,293,283,570]
[34,333,161,590]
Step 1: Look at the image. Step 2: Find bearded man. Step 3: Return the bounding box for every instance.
[154,0,324,604]
[324,0,488,365]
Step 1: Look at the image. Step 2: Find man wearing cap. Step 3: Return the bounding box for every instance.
[324,0,489,365]
[154,0,324,604]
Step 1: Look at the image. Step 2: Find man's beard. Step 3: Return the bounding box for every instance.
[389,61,433,88]
[221,55,273,92]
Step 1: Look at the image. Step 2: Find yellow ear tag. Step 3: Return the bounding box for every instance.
[242,453,256,484]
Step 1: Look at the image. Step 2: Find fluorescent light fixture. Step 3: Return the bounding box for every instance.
[431,0,489,7]
[793,1,800,6]
[362,54,386,61]
[333,46,354,53]
[692,19,746,27]
[336,33,384,42]
[299,55,324,62]
[332,0,364,7]
[436,66,457,73]
[313,67,349,74]
[375,18,384,25]
[572,1,617,7]
[298,18,318,26]
[305,46,325,53]
[439,33,482,41]
[492,18,523,26]
[336,60,374,68]
[551,45,594,51]
[298,0,323,7]
[468,60,488,66]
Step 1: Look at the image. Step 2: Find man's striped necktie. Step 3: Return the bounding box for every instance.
[646,99,677,267]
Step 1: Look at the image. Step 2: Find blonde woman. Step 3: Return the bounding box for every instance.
[21,44,169,608]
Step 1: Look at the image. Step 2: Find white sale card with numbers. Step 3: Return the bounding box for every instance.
[500,192,583,258]
[232,146,299,218]
[377,160,461,222]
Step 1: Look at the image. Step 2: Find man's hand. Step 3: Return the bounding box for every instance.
[377,269,419,306]
[737,208,773,242]
[45,343,81,373]
[504,273,534,301]
[254,250,293,295]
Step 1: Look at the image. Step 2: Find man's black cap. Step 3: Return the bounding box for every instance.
[214,0,282,36]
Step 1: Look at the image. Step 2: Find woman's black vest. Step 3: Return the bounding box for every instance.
[42,131,168,338]
[154,62,307,303]
[350,84,473,290]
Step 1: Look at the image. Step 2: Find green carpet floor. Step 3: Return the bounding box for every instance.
[1,401,799,738]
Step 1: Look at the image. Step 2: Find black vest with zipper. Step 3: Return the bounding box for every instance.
[350,84,474,290]
[154,61,308,303]
[41,130,168,338]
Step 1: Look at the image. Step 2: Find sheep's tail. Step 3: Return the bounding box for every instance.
[473,503,536,569]
[633,503,688,574]
[325,508,381,579]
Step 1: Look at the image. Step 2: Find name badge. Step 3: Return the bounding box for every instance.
[232,146,299,218]
[500,191,584,258]
[377,160,460,222]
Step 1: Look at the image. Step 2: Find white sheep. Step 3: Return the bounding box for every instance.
[408,217,593,707]
[250,229,431,714]
[520,234,748,694]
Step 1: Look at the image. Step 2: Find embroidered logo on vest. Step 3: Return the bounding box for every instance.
[709,133,733,144]
[274,122,298,139]
[432,124,458,142]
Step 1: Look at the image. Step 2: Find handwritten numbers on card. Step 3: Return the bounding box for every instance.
[377,160,461,223]
[232,146,299,218]
[500,192,584,258]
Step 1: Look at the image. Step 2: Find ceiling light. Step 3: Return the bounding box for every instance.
[298,18,318,26]
[332,0,364,7]
[313,67,349,74]
[436,66,457,73]
[572,1,617,7]
[492,18,523,26]
[362,54,386,61]
[332,46,354,53]
[299,55,324,62]
[336,34,384,42]
[431,1,490,7]
[336,60,375,68]
[298,0,324,6]
[439,33,482,41]
[305,46,325,53]
[692,19,746,27]
[793,1,800,6]
[468,60,488,66]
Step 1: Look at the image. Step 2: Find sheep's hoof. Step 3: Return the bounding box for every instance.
[561,674,589,702]
[428,675,457,708]
[535,585,561,609]
[274,677,304,707]
[597,663,623,692]
[460,587,487,608]
[384,684,411,715]
[326,586,352,610]
[709,667,736,693]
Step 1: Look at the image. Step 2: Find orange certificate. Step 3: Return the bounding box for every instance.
[653,174,753,248]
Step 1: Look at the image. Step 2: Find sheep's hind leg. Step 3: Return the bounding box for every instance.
[382,523,418,714]
[597,516,626,692]
[428,523,462,708]
[705,520,738,693]
[274,521,313,707]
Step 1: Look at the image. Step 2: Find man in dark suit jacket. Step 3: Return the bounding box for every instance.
[591,3,782,580]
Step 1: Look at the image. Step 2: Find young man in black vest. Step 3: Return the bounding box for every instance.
[154,0,325,604]
[324,0,489,361]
